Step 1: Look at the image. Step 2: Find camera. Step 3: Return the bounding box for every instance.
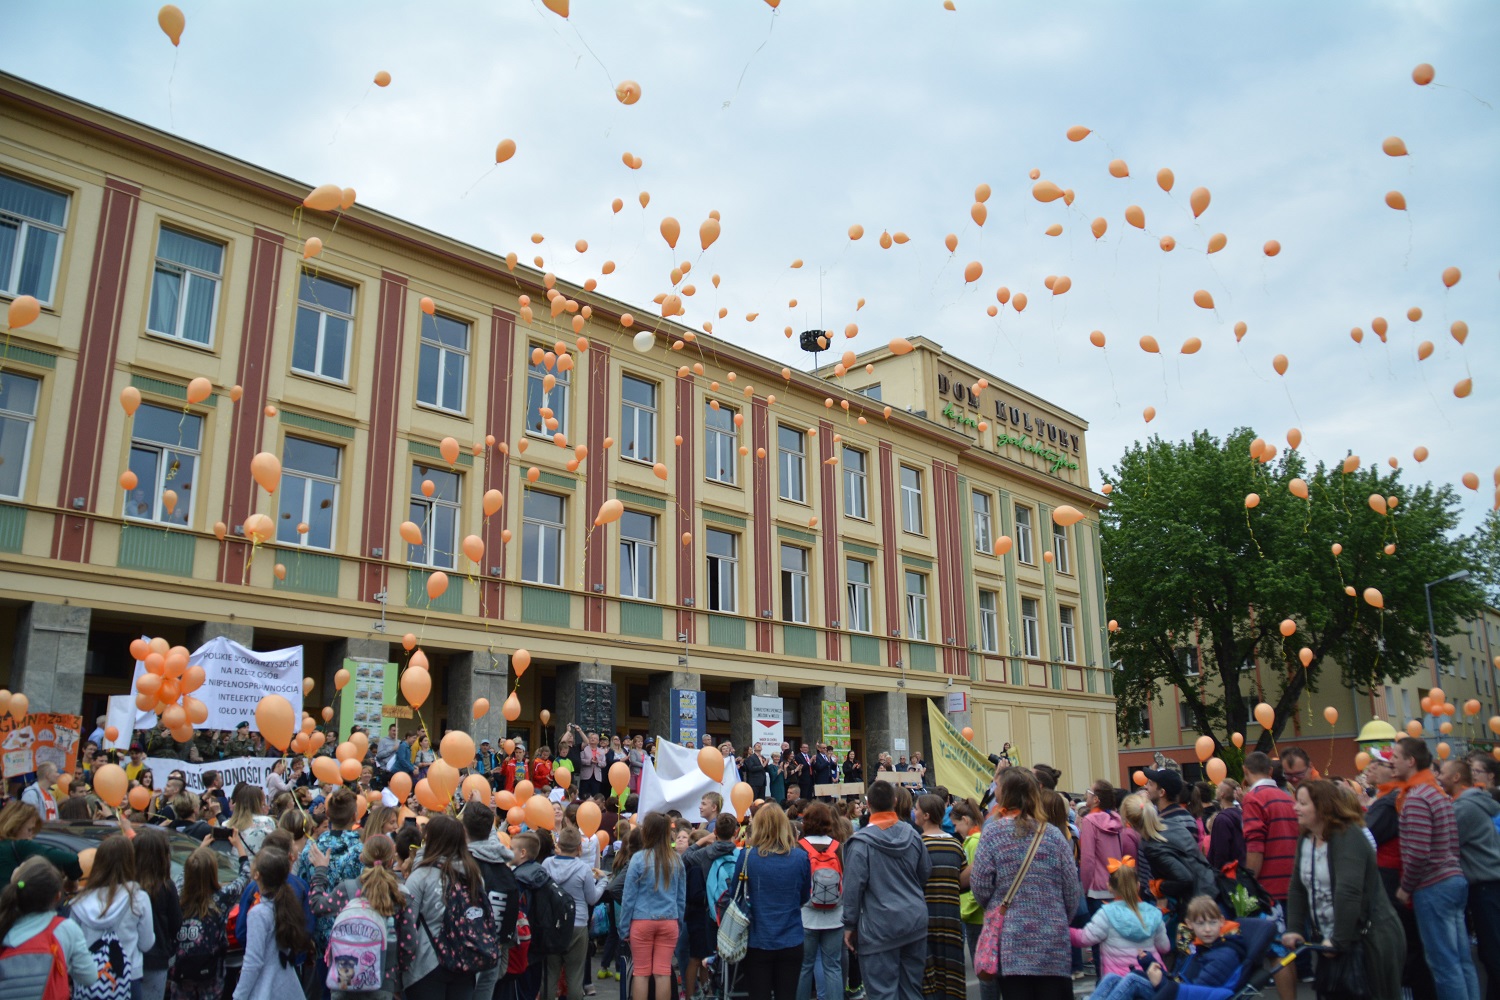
[987,742,1013,766]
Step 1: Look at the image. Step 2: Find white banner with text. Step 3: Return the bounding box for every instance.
[142,755,279,795]
[133,638,303,733]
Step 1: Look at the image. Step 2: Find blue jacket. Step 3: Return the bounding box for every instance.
[394,740,415,775]
[1159,927,1248,1000]
[743,847,810,951]
[233,873,316,946]
[620,851,686,935]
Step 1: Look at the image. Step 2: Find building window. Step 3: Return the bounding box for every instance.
[619,510,657,600]
[900,466,924,534]
[778,425,806,503]
[521,491,564,586]
[1053,523,1071,573]
[620,375,657,464]
[1020,597,1040,658]
[292,272,354,383]
[0,172,67,304]
[1176,646,1200,676]
[1015,505,1034,564]
[905,570,928,641]
[1178,702,1196,732]
[525,351,569,438]
[1400,689,1412,721]
[146,227,222,347]
[855,384,882,401]
[0,373,39,500]
[125,403,201,527]
[979,589,1000,653]
[1383,685,1394,716]
[780,544,809,624]
[1059,606,1077,663]
[972,492,993,553]
[846,558,872,633]
[408,465,460,569]
[843,446,869,520]
[704,403,736,484]
[416,313,468,413]
[706,528,738,612]
[276,437,340,549]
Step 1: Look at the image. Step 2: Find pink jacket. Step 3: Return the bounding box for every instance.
[1069,900,1169,978]
[1078,810,1139,896]
[578,745,603,781]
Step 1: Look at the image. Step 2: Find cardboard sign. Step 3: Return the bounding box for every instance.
[0,714,82,778]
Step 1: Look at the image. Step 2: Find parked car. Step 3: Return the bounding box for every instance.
[36,821,242,883]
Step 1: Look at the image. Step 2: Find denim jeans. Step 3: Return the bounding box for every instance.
[1089,972,1157,1000]
[1468,879,1500,1000]
[797,926,844,1000]
[1412,875,1480,1000]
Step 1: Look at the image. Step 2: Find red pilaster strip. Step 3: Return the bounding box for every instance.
[751,399,772,652]
[358,271,408,602]
[480,308,516,618]
[583,343,611,631]
[878,442,900,668]
[53,177,141,562]
[819,419,839,661]
[216,227,285,583]
[675,375,696,642]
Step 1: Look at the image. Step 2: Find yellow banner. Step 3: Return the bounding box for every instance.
[926,699,996,803]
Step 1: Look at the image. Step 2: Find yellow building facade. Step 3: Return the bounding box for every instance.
[0,73,1117,789]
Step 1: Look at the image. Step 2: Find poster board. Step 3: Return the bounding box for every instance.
[0,714,82,778]
[673,689,703,748]
[821,700,851,755]
[750,695,783,753]
[340,659,397,739]
[133,637,304,732]
[873,769,925,786]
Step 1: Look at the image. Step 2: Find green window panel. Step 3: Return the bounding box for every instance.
[783,625,816,658]
[118,527,196,576]
[272,549,341,597]
[908,642,937,672]
[0,503,24,553]
[521,585,571,627]
[620,602,663,639]
[849,634,882,666]
[708,614,745,649]
[408,569,463,614]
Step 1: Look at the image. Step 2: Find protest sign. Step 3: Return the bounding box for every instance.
[672,689,703,748]
[638,738,741,822]
[0,713,82,778]
[142,756,279,795]
[750,695,783,753]
[134,637,303,733]
[926,698,995,802]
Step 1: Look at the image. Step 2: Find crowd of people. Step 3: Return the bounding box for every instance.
[5,720,1500,1000]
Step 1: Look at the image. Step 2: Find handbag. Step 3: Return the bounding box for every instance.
[1312,933,1371,999]
[716,851,752,964]
[975,821,1048,981]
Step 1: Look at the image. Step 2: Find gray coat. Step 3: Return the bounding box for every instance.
[842,820,931,952]
[1452,787,1500,884]
[1286,826,1405,1000]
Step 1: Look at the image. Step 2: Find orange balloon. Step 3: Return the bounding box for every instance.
[256,694,294,751]
[512,649,532,677]
[609,761,630,793]
[415,779,447,812]
[577,801,601,837]
[129,785,153,812]
[495,139,517,164]
[428,761,460,800]
[731,781,754,819]
[339,757,362,782]
[425,571,448,600]
[524,795,554,830]
[388,771,413,802]
[1124,205,1145,229]
[1205,758,1227,783]
[514,779,535,804]
[157,4,185,45]
[1253,703,1275,729]
[1193,290,1215,310]
[502,692,521,722]
[1108,159,1129,178]
[698,747,725,783]
[312,756,341,785]
[961,727,975,741]
[1189,187,1210,218]
[474,698,490,720]
[1363,588,1384,609]
[660,217,681,250]
[250,452,281,493]
[963,261,983,283]
[1231,732,1244,748]
[462,774,492,805]
[1195,735,1214,762]
[440,731,476,769]
[94,764,127,807]
[401,668,432,709]
[7,295,41,329]
[554,767,572,791]
[1132,771,1147,787]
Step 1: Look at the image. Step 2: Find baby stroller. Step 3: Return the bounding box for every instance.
[1223,918,1329,999]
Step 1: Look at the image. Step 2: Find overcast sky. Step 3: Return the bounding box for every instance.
[6,1,1497,530]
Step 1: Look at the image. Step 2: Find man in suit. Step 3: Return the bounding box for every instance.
[811,743,838,798]
[796,742,816,800]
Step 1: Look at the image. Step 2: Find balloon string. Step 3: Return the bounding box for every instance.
[329,83,372,146]
[167,48,178,132]
[1244,506,1264,559]
[726,8,778,109]
[461,165,497,200]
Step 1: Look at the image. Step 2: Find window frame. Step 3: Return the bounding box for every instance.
[0,172,68,306]
[619,509,658,601]
[1020,596,1040,658]
[777,425,806,503]
[277,436,342,551]
[845,557,872,633]
[904,570,928,641]
[0,372,39,501]
[1059,606,1077,663]
[145,225,224,348]
[520,490,565,587]
[525,349,570,439]
[124,402,203,528]
[291,271,356,385]
[1052,524,1071,574]
[1014,505,1035,564]
[415,313,470,415]
[704,402,737,486]
[619,374,658,465]
[900,465,924,535]
[780,543,810,624]
[407,465,461,570]
[978,589,1000,654]
[842,446,869,520]
[972,491,993,554]
[706,528,739,613]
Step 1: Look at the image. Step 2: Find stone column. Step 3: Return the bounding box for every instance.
[12,602,90,715]
[448,650,510,745]
[186,620,254,649]
[730,678,777,753]
[864,689,910,769]
[798,684,846,747]
[649,670,699,744]
[556,661,615,736]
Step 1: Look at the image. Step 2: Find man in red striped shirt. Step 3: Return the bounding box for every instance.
[1241,751,1299,1000]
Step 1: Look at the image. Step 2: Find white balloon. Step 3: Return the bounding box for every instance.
[632,331,655,353]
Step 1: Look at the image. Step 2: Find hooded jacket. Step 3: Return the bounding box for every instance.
[1068,899,1169,978]
[470,835,520,946]
[1078,810,1136,897]
[69,883,155,983]
[1452,786,1500,884]
[842,819,931,952]
[684,838,737,917]
[1157,924,1249,1000]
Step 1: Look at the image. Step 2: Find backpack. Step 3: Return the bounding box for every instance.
[0,916,70,1000]
[169,911,226,985]
[418,874,499,974]
[225,890,258,952]
[324,893,392,993]
[706,851,739,924]
[473,856,520,948]
[72,928,131,1000]
[800,838,843,910]
[516,869,575,957]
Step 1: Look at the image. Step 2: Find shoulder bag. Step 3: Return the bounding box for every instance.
[975,821,1048,981]
[716,850,752,964]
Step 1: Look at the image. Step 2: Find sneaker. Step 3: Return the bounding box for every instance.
[847,989,866,1000]
[598,969,611,980]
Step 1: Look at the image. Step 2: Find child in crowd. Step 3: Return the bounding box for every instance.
[0,857,96,990]
[307,834,415,1000]
[170,836,251,1000]
[541,825,607,1000]
[69,834,156,995]
[1088,895,1246,1000]
[1069,860,1168,980]
[232,849,311,1000]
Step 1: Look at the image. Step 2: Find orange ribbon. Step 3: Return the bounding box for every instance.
[1107,855,1136,873]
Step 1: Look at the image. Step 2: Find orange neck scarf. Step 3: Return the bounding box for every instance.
[868,811,899,829]
[1395,768,1444,812]
[1194,920,1240,947]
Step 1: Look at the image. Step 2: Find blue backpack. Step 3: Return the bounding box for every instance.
[706,848,740,925]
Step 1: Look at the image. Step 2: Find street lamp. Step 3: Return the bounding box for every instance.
[1425,570,1472,685]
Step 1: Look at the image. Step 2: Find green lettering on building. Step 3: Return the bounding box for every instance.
[941,403,979,429]
[995,431,1080,474]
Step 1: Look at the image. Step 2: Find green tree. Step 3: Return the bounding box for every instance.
[1469,508,1500,607]
[1101,428,1482,754]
